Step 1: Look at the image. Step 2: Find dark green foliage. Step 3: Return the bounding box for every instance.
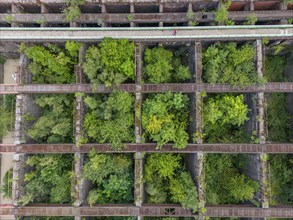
[144,47,190,83]
[203,43,257,87]
[205,154,259,205]
[23,42,81,84]
[83,38,135,88]
[0,95,15,138]
[265,56,286,82]
[269,155,293,205]
[28,95,74,143]
[83,150,134,206]
[203,94,250,143]
[266,93,290,142]
[84,218,136,220]
[144,154,198,212]
[142,92,189,149]
[1,169,13,199]
[0,54,6,64]
[83,90,134,149]
[21,154,73,206]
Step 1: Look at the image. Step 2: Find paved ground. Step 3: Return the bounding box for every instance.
[1,59,16,220]
[4,59,17,85]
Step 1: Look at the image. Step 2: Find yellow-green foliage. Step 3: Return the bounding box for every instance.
[142,92,189,149]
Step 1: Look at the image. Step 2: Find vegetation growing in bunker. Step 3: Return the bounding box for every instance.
[83,38,135,88]
[20,154,73,206]
[28,94,74,143]
[144,153,198,212]
[83,150,134,206]
[143,46,191,83]
[205,154,259,205]
[83,90,134,149]
[22,42,81,84]
[1,168,13,199]
[142,92,189,149]
[269,154,293,205]
[203,94,251,143]
[0,95,15,138]
[203,42,257,87]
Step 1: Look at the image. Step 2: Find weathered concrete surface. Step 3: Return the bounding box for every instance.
[0,26,292,42]
[4,59,17,85]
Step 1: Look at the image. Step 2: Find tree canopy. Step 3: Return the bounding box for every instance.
[83,150,134,206]
[144,47,190,83]
[21,154,73,206]
[142,92,189,149]
[144,153,198,212]
[205,154,259,205]
[203,94,250,143]
[83,38,135,88]
[83,90,134,149]
[23,42,81,84]
[203,43,257,87]
[28,94,74,143]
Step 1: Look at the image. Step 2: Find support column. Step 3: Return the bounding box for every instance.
[159,4,163,27]
[134,43,144,217]
[256,39,269,209]
[101,4,106,27]
[130,4,135,27]
[250,0,255,11]
[40,3,48,27]
[187,3,193,26]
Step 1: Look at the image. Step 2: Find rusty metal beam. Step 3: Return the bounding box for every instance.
[1,83,293,94]
[1,143,293,154]
[1,205,293,217]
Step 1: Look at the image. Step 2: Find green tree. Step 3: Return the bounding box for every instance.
[203,42,257,87]
[1,169,13,199]
[145,154,198,212]
[28,95,74,143]
[24,42,80,84]
[83,150,134,206]
[83,38,135,88]
[205,154,259,205]
[142,92,189,149]
[20,154,73,206]
[203,94,250,143]
[269,155,293,205]
[83,90,134,150]
[144,47,190,83]
[266,93,290,142]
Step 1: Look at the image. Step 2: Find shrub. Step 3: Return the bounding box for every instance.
[142,92,189,149]
[83,150,134,206]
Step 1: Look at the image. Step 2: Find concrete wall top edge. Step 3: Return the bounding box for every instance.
[0,0,284,4]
